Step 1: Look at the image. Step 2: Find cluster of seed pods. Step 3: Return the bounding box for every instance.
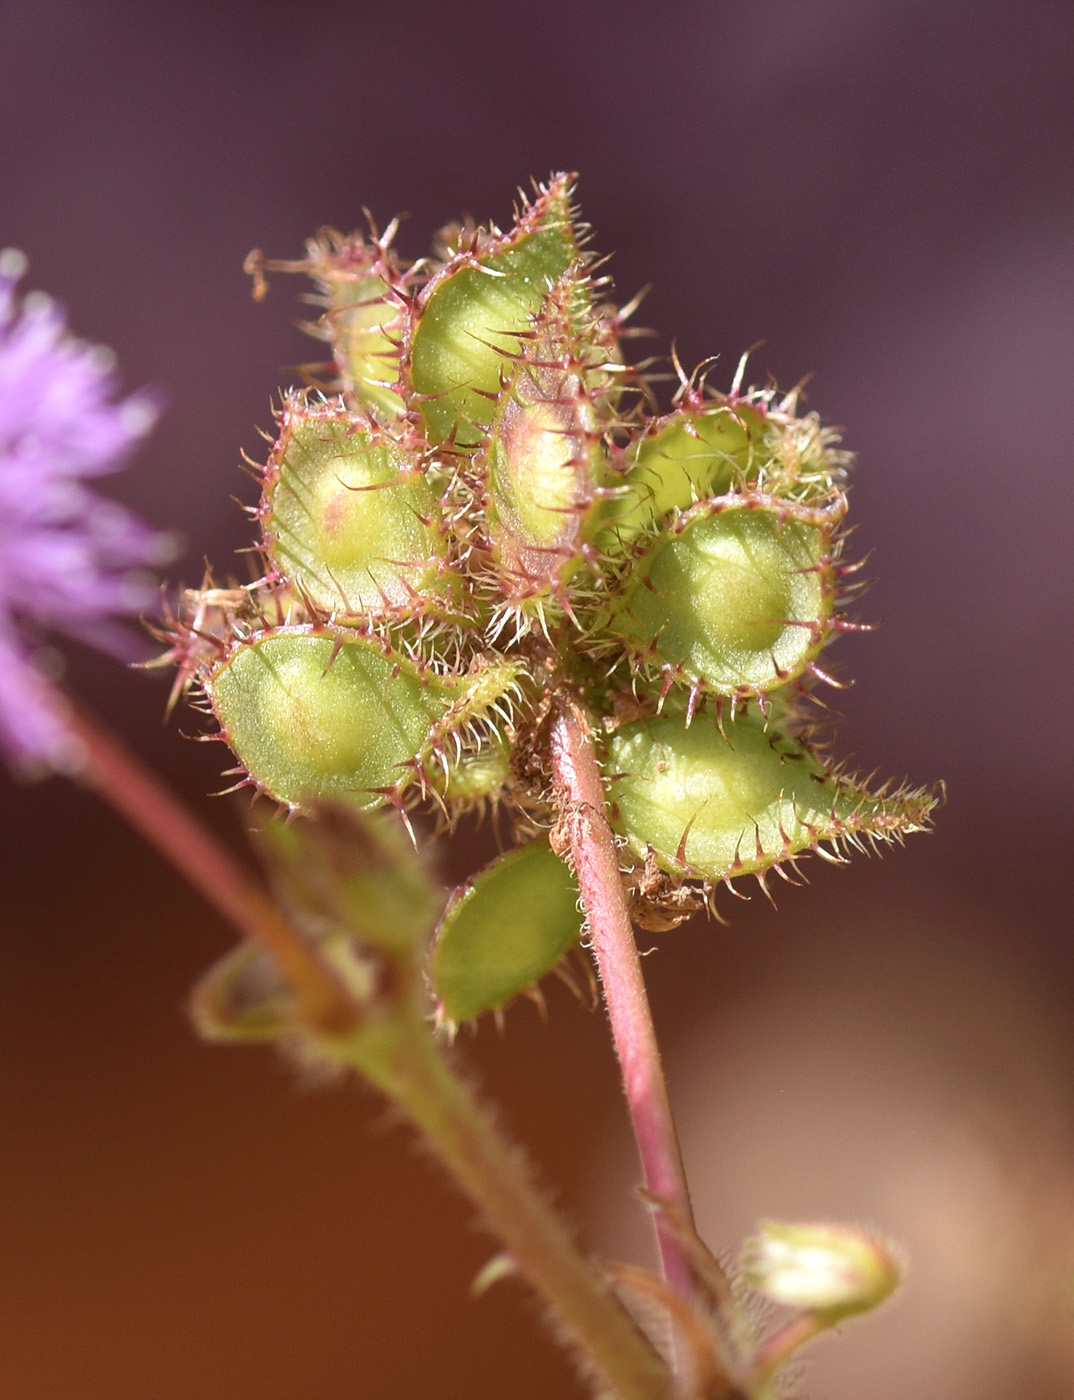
[174,176,934,1023]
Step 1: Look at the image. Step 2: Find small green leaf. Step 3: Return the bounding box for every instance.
[430,839,583,1022]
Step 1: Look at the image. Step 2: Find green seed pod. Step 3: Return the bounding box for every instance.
[407,176,582,448]
[206,629,524,811]
[428,731,513,806]
[430,839,582,1023]
[601,401,767,546]
[303,228,407,421]
[480,280,604,602]
[607,498,839,700]
[206,629,446,809]
[604,710,935,882]
[260,396,452,620]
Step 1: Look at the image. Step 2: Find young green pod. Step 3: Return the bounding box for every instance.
[407,175,583,448]
[606,497,840,700]
[256,803,441,957]
[430,839,582,1023]
[304,229,408,421]
[260,397,452,620]
[479,278,604,602]
[604,709,935,883]
[427,730,513,806]
[206,629,445,809]
[601,401,767,546]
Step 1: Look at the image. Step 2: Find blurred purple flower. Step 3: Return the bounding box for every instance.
[0,248,168,772]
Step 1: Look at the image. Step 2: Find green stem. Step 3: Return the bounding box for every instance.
[331,1010,672,1400]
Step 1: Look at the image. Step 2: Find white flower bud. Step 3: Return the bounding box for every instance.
[742,1221,902,1319]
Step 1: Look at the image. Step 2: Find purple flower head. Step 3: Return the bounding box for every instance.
[0,249,169,773]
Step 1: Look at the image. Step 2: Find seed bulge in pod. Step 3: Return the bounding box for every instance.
[609,502,831,697]
[262,401,449,618]
[409,178,581,448]
[206,630,447,810]
[603,402,766,544]
[604,710,932,881]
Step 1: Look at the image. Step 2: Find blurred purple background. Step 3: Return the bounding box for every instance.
[2,2,1073,1396]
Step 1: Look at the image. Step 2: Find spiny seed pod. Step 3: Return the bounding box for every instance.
[247,223,411,422]
[603,708,934,884]
[174,174,936,1021]
[205,628,522,811]
[479,277,605,605]
[259,394,454,620]
[601,400,767,546]
[406,175,583,449]
[603,494,844,704]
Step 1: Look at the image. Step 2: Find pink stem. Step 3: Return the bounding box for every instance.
[63,702,359,1034]
[750,1313,827,1384]
[548,695,696,1305]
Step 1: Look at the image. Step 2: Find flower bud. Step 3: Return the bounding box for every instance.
[742,1221,901,1320]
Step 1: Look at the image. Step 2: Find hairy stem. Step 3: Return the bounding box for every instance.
[332,1010,672,1400]
[548,695,696,1304]
[749,1313,827,1386]
[63,702,359,1034]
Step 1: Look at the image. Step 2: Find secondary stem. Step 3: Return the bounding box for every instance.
[334,1012,672,1400]
[60,702,671,1395]
[547,695,696,1305]
[63,701,359,1034]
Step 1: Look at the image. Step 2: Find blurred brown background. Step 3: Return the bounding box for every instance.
[2,1,1073,1396]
